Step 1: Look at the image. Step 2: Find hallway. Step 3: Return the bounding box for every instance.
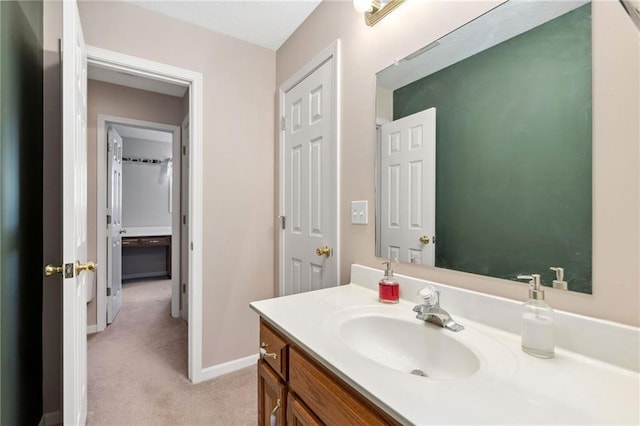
[87,280,256,425]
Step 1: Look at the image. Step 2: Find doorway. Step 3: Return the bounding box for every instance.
[85,45,205,385]
[96,116,184,326]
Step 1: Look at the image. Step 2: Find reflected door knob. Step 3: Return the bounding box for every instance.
[419,236,430,244]
[315,246,332,257]
[76,260,97,274]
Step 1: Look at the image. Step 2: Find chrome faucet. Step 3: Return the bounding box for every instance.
[413,286,464,332]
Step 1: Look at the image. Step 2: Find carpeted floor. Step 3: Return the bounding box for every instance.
[87,279,257,425]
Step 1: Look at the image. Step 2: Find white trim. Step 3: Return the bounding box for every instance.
[39,411,61,426]
[86,324,97,335]
[195,354,259,384]
[88,46,204,384]
[278,40,341,296]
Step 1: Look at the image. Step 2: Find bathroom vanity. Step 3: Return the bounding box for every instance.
[250,265,639,425]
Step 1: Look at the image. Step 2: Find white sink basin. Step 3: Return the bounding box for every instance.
[338,314,481,380]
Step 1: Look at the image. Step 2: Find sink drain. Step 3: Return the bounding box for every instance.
[410,369,428,377]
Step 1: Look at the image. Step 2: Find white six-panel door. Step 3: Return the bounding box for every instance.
[107,126,123,323]
[380,108,436,265]
[282,57,337,295]
[62,1,89,424]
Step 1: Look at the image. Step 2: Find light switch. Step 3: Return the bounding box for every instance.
[351,200,368,225]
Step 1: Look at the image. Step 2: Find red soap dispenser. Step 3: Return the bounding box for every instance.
[379,261,400,304]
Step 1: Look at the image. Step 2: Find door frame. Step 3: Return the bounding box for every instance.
[87,46,204,383]
[277,40,341,296]
[96,116,181,327]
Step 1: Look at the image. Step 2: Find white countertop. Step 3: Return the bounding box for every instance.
[250,283,640,425]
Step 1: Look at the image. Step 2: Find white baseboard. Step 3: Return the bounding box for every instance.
[87,324,98,334]
[194,353,258,384]
[39,411,60,426]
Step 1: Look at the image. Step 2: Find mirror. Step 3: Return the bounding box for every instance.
[375,0,592,293]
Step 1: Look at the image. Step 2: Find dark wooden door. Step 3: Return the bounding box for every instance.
[0,1,44,424]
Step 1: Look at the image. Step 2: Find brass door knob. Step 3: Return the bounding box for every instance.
[44,264,63,277]
[76,261,97,274]
[419,236,430,244]
[315,246,332,257]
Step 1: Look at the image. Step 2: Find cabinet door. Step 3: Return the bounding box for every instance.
[258,360,286,426]
[288,393,324,426]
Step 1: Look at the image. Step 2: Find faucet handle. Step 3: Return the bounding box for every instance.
[418,286,439,305]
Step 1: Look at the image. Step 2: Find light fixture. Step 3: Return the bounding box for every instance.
[353,0,405,26]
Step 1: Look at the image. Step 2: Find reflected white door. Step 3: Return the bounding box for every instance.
[380,108,436,265]
[107,126,123,323]
[62,0,89,424]
[281,58,337,296]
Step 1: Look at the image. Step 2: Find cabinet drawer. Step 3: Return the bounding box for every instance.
[259,320,289,380]
[122,237,138,246]
[138,236,170,246]
[289,347,398,426]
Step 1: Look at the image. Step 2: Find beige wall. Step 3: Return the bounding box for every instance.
[86,80,185,326]
[277,1,640,326]
[78,1,276,367]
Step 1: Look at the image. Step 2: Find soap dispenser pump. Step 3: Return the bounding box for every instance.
[379,261,400,304]
[517,274,555,359]
[550,267,568,290]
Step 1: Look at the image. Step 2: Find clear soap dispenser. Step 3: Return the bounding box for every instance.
[517,274,554,359]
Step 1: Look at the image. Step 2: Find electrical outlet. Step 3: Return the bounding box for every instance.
[351,200,368,225]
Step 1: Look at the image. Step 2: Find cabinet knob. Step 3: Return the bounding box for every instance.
[260,343,277,360]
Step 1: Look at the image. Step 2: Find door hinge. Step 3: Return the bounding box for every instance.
[278,215,286,230]
[107,287,111,297]
[107,214,111,225]
[182,215,186,225]
[190,242,194,251]
[182,145,187,156]
[281,116,286,131]
[182,283,186,293]
[107,142,113,152]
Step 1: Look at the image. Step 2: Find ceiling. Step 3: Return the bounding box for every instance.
[89,65,189,97]
[129,0,323,50]
[112,124,173,143]
[89,0,323,96]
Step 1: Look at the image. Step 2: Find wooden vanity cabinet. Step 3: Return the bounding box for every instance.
[258,319,399,426]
